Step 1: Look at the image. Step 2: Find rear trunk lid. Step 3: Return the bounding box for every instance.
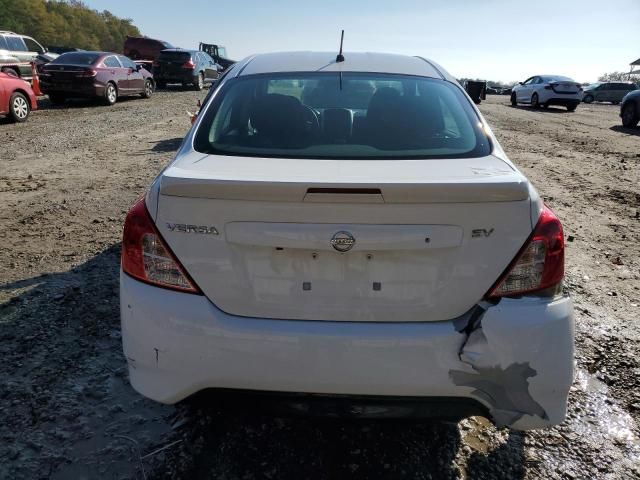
[156,52,191,76]
[550,81,580,94]
[154,152,534,322]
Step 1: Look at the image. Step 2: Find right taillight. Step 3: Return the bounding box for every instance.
[121,197,201,294]
[486,205,564,299]
[182,60,195,69]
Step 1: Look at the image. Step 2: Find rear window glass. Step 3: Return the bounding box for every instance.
[194,73,490,159]
[52,52,101,65]
[159,51,191,62]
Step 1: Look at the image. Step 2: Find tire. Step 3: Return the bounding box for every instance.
[566,104,577,112]
[531,92,539,108]
[49,93,66,105]
[621,102,639,128]
[142,79,154,98]
[104,82,117,105]
[8,92,30,122]
[510,93,517,106]
[193,72,204,91]
[583,94,594,104]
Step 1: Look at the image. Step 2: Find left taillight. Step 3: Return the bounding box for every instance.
[77,69,97,78]
[121,198,201,294]
[182,60,196,69]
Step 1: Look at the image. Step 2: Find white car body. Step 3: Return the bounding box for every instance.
[121,52,574,430]
[511,75,582,111]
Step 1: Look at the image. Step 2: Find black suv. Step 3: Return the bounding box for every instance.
[153,49,220,90]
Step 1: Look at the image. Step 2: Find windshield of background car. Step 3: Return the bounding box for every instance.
[51,52,101,65]
[158,51,191,62]
[194,73,491,159]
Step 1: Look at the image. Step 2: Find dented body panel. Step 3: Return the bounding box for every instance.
[120,273,573,429]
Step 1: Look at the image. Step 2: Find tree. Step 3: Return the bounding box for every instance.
[598,71,640,83]
[0,0,141,52]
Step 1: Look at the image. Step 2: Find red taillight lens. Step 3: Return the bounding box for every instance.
[121,198,201,294]
[486,205,564,299]
[182,60,195,69]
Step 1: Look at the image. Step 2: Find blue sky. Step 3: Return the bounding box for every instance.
[84,0,639,83]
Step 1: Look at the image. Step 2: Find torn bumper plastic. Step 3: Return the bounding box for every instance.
[121,272,573,429]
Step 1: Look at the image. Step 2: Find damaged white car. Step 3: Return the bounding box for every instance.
[120,51,574,430]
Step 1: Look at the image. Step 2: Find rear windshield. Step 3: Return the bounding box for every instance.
[158,51,191,62]
[541,75,574,82]
[194,73,490,159]
[51,52,101,65]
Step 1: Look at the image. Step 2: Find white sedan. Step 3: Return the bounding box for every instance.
[120,51,574,430]
[511,75,583,111]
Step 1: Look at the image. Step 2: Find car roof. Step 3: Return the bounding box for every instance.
[230,52,454,81]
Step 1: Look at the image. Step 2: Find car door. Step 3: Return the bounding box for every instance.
[201,53,219,83]
[103,55,128,93]
[0,77,7,115]
[594,83,609,102]
[119,55,145,93]
[22,36,45,61]
[517,77,534,102]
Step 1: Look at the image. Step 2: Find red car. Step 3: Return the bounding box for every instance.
[0,71,37,122]
[40,51,154,106]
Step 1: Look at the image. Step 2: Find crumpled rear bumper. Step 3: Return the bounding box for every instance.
[120,272,573,430]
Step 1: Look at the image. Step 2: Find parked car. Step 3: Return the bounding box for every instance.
[0,71,37,122]
[40,51,154,105]
[153,49,220,90]
[620,88,640,127]
[124,36,175,60]
[47,46,85,55]
[511,75,582,111]
[0,30,54,81]
[120,51,574,430]
[582,82,637,104]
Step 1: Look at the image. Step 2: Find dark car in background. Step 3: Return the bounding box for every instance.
[40,51,154,105]
[0,71,37,122]
[620,89,640,128]
[583,82,637,104]
[153,49,220,90]
[124,36,174,60]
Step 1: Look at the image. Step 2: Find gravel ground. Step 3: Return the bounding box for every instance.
[0,92,639,479]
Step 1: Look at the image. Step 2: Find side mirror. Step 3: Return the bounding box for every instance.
[518,82,524,85]
[136,64,143,71]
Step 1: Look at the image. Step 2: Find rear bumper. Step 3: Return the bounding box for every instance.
[41,81,104,97]
[120,272,574,429]
[154,72,196,84]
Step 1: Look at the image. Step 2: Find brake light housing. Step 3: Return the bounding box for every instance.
[77,69,97,78]
[121,198,201,294]
[486,205,564,299]
[182,59,196,69]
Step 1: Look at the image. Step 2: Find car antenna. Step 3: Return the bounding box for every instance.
[336,30,345,63]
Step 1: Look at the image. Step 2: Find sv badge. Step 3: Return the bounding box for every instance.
[471,228,494,238]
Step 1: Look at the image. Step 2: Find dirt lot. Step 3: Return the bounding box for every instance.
[1,92,639,479]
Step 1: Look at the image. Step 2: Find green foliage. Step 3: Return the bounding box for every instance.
[0,0,141,52]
